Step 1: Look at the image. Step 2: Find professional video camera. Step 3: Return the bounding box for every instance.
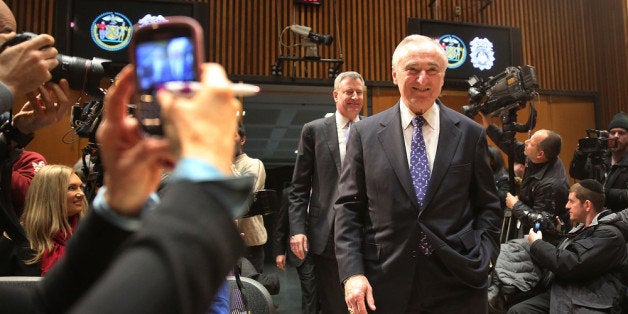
[462,65,539,118]
[578,129,618,154]
[0,32,113,97]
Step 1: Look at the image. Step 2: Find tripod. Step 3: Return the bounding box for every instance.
[80,139,102,204]
[498,104,536,243]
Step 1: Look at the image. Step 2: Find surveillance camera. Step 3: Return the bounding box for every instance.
[289,24,333,45]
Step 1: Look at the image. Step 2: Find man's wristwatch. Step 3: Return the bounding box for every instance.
[1,120,34,148]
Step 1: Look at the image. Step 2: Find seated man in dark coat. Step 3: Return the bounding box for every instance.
[508,179,627,313]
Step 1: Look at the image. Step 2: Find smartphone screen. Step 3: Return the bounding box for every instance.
[135,36,196,91]
[134,34,198,135]
[130,17,203,136]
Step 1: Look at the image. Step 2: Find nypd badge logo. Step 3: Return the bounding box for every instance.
[90,12,133,52]
[469,37,495,71]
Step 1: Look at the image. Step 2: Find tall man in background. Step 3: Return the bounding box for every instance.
[290,71,366,313]
[335,35,501,313]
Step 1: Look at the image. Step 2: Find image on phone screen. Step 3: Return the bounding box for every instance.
[134,36,196,135]
[136,36,196,91]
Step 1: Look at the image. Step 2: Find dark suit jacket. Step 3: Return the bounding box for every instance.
[289,114,343,256]
[0,178,250,314]
[334,101,502,313]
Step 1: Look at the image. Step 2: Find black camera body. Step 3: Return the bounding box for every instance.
[462,65,539,118]
[0,32,111,97]
[70,100,103,139]
[578,129,618,154]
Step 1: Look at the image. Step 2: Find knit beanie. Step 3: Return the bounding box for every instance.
[608,112,628,131]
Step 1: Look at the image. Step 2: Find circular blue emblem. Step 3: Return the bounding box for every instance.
[438,34,466,69]
[90,12,133,52]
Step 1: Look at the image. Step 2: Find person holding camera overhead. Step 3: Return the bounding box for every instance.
[570,112,628,212]
[479,112,570,245]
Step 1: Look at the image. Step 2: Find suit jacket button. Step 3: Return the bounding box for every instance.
[410,250,416,258]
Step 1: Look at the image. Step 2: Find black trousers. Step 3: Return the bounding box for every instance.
[506,291,549,314]
[313,235,347,314]
[405,252,489,313]
[244,245,265,274]
[297,253,320,314]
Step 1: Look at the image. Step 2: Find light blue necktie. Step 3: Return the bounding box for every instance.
[410,116,430,206]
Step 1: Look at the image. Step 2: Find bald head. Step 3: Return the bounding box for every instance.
[0,1,17,46]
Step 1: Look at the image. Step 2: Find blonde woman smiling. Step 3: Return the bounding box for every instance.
[21,165,88,275]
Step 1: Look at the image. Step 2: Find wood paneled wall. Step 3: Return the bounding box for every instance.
[4,0,627,167]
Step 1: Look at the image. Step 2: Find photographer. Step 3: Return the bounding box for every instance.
[0,1,59,113]
[508,180,626,313]
[0,63,251,314]
[480,112,570,245]
[569,112,628,212]
[0,0,72,275]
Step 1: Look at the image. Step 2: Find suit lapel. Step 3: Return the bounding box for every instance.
[376,103,421,209]
[421,103,462,211]
[324,115,342,174]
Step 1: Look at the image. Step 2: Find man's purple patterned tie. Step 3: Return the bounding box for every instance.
[411,116,433,255]
[410,116,430,206]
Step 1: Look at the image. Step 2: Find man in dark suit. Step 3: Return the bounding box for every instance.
[0,63,250,314]
[335,35,502,313]
[290,71,366,313]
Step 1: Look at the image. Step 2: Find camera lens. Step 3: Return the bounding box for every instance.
[51,55,107,96]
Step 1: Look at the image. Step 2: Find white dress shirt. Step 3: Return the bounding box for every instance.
[400,101,440,172]
[336,111,359,163]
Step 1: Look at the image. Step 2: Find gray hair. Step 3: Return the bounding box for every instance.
[334,71,365,90]
[391,34,447,70]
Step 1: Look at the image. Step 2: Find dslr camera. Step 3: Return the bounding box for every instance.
[462,65,539,118]
[0,32,110,98]
[578,129,618,154]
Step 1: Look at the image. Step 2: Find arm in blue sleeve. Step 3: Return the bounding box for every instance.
[94,158,226,229]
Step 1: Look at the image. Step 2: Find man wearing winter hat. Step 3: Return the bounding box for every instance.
[570,112,628,212]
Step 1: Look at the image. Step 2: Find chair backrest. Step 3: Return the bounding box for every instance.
[0,276,41,289]
[227,275,276,314]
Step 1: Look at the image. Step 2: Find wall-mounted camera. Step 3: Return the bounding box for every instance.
[289,24,334,60]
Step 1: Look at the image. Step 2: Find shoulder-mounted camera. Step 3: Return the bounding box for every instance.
[462,65,539,118]
[578,129,618,154]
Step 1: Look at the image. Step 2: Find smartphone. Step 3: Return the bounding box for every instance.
[129,16,204,136]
